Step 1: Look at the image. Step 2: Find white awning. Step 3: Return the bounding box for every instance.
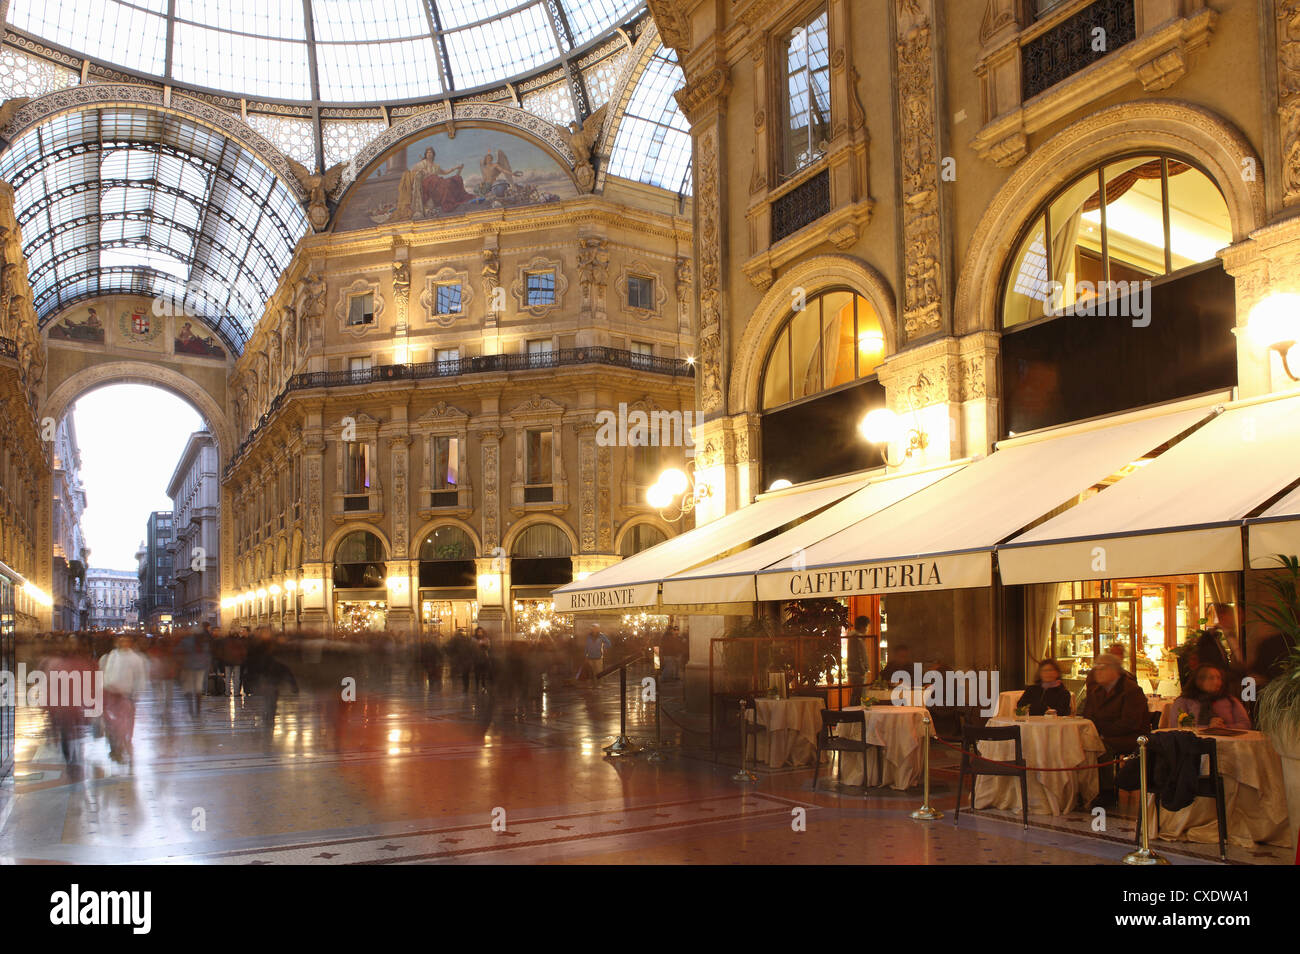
[754,403,1213,601]
[551,476,861,611]
[1000,393,1300,585]
[1247,484,1300,569]
[661,463,963,605]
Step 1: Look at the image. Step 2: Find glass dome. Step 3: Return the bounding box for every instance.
[6,0,646,104]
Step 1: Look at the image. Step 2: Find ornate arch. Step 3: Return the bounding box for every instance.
[503,516,579,557]
[325,522,393,563]
[3,86,308,201]
[593,22,663,191]
[41,360,233,466]
[412,517,483,558]
[728,254,899,414]
[613,515,675,554]
[954,100,1265,335]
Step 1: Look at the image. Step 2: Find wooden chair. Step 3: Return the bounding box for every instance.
[812,708,878,792]
[1133,733,1229,862]
[954,724,1029,829]
[1148,710,1163,732]
[739,695,766,767]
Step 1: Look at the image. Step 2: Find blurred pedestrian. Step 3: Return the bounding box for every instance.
[100,634,149,763]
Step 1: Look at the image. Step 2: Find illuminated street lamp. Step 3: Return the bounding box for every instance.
[1246,292,1300,381]
[647,463,711,522]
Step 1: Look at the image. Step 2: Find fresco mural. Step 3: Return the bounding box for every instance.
[174,320,227,360]
[47,305,106,344]
[336,126,576,232]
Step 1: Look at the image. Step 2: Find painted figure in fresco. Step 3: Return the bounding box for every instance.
[397,147,472,219]
[48,306,105,343]
[174,321,226,359]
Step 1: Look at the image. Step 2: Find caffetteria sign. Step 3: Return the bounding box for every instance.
[756,554,990,601]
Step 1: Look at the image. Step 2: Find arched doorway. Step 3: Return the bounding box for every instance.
[330,529,388,634]
[416,524,478,638]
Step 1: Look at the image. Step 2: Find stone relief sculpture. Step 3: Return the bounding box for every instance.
[1279,0,1300,204]
[555,103,609,193]
[287,158,346,232]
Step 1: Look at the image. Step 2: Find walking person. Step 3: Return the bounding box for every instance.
[472,626,493,692]
[577,624,611,687]
[176,626,209,719]
[99,634,150,764]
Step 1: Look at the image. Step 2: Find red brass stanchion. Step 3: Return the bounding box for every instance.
[732,698,757,783]
[1122,735,1169,865]
[910,712,943,820]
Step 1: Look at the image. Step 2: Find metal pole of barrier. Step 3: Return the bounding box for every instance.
[648,652,664,762]
[1122,735,1169,865]
[732,698,757,783]
[604,664,640,757]
[910,712,943,820]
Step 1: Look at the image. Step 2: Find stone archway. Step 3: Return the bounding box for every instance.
[38,358,234,623]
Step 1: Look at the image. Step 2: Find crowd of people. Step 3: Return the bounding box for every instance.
[21,618,692,772]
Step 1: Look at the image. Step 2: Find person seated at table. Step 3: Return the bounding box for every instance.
[1081,653,1149,809]
[1016,659,1073,716]
[1162,664,1252,730]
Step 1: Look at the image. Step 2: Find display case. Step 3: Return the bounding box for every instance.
[1050,597,1138,688]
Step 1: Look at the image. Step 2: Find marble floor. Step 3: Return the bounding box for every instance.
[0,669,1259,865]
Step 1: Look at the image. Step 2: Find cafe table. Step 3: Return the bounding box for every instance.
[828,704,932,790]
[745,696,825,768]
[1142,728,1292,848]
[996,689,1171,718]
[974,716,1105,816]
[863,687,927,706]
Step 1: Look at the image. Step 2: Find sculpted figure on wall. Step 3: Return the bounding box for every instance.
[555,104,608,193]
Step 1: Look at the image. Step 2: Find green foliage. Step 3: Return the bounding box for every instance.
[1253,555,1300,740]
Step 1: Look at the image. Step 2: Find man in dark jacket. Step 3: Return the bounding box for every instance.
[1081,653,1149,809]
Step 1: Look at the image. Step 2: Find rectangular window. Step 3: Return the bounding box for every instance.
[630,340,653,370]
[344,441,370,496]
[525,270,556,307]
[434,282,462,315]
[525,428,553,486]
[432,436,459,491]
[627,275,655,310]
[435,347,460,370]
[347,292,375,326]
[526,338,554,368]
[781,7,830,177]
[633,444,660,486]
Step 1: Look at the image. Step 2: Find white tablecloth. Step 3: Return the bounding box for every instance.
[974,716,1105,816]
[1143,729,1292,848]
[746,696,825,768]
[998,689,1169,718]
[827,705,932,790]
[863,687,927,706]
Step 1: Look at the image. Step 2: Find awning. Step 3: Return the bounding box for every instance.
[661,463,963,605]
[999,393,1300,585]
[551,475,861,612]
[1247,485,1300,569]
[754,403,1213,601]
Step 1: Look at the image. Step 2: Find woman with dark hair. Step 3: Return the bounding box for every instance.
[1016,659,1073,716]
[1163,665,1251,729]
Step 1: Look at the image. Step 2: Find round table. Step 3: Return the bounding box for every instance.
[826,705,932,790]
[863,687,927,707]
[746,696,824,768]
[1143,728,1292,848]
[974,716,1105,816]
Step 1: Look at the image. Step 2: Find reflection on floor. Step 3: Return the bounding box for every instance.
[0,671,1272,865]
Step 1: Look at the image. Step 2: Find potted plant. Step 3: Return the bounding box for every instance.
[1252,554,1300,851]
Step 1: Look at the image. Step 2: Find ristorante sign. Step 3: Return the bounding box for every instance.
[756,553,991,601]
[552,581,658,612]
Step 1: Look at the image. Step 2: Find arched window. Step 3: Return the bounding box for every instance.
[760,290,886,411]
[332,530,386,589]
[417,525,476,588]
[619,523,668,556]
[1001,154,1231,328]
[511,524,572,559]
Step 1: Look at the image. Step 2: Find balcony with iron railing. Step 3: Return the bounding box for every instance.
[225,345,695,478]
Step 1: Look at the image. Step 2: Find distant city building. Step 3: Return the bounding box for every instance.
[50,412,90,630]
[85,568,139,631]
[166,430,220,628]
[137,511,175,631]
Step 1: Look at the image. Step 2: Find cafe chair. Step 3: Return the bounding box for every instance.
[1148,710,1163,732]
[812,708,877,793]
[954,724,1029,830]
[1132,734,1229,862]
[739,695,766,766]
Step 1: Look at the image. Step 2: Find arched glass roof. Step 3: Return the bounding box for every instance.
[606,44,692,195]
[0,106,309,355]
[6,0,646,104]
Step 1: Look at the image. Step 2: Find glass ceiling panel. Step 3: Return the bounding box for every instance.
[607,46,692,194]
[0,106,308,354]
[173,23,314,101]
[7,0,648,103]
[437,5,559,90]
